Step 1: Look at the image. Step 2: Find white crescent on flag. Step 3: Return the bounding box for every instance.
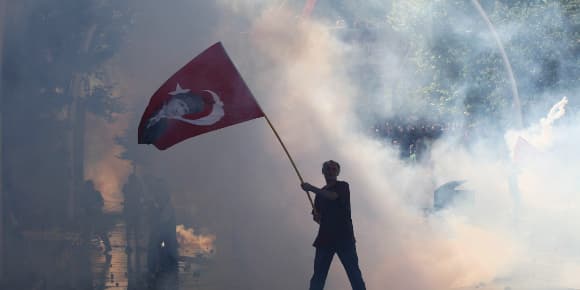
[176,90,225,126]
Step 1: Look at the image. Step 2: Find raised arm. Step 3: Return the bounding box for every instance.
[301,182,338,200]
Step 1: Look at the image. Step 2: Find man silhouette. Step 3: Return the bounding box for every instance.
[301,160,366,290]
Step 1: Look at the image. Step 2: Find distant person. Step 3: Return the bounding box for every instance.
[82,180,104,217]
[409,143,417,162]
[300,160,366,290]
[146,189,178,290]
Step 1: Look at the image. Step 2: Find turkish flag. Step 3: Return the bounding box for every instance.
[138,42,265,150]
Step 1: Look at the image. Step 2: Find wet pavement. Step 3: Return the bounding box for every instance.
[90,221,128,290]
[88,219,209,290]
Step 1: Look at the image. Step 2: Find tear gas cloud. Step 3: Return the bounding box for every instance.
[85,112,132,213]
[176,224,216,257]
[107,0,579,289]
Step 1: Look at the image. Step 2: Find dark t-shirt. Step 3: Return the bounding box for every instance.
[313,181,356,247]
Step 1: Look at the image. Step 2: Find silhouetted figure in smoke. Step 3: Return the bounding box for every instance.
[80,180,111,253]
[123,172,145,289]
[409,143,417,162]
[301,160,366,290]
[146,189,178,290]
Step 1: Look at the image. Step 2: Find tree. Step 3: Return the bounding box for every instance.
[385,0,579,132]
[0,0,6,282]
[0,0,131,287]
[1,0,129,223]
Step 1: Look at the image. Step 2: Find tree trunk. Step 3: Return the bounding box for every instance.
[0,0,7,281]
[67,24,96,221]
[67,75,87,221]
[67,75,81,220]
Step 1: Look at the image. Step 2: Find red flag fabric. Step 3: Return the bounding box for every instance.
[138,42,265,150]
[302,0,317,17]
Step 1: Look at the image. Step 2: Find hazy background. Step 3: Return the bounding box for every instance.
[1,0,579,289]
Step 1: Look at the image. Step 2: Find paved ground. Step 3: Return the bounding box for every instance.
[90,220,209,290]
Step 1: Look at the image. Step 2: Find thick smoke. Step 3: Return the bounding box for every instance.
[506,97,568,153]
[176,225,215,257]
[85,112,132,213]
[101,0,580,289]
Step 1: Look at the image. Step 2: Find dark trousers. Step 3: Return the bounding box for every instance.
[309,242,366,290]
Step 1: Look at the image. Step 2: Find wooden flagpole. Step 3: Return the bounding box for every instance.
[263,115,315,209]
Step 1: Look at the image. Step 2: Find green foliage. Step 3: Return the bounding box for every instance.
[3,0,132,118]
[84,70,125,121]
[384,0,578,128]
[1,0,133,224]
